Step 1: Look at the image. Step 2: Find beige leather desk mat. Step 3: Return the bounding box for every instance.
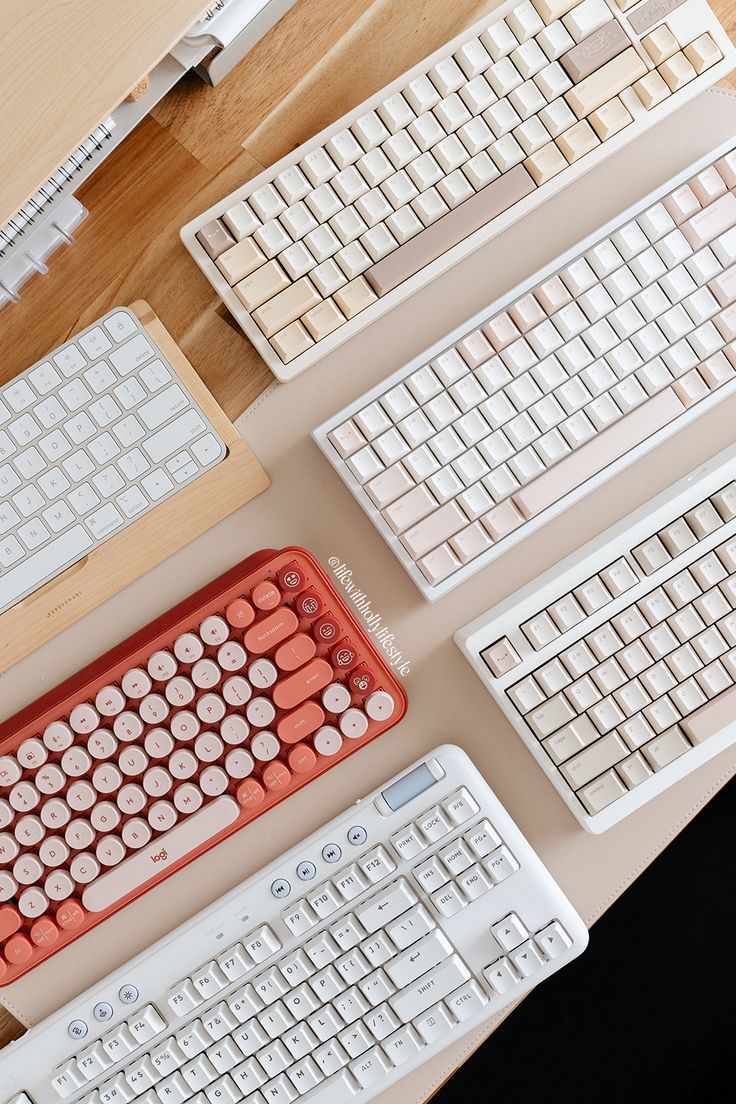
[2,90,736,1101]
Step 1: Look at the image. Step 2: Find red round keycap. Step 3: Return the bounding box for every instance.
[349,667,376,695]
[226,598,255,628]
[236,778,266,809]
[278,565,305,592]
[31,918,59,947]
[314,616,340,643]
[4,934,33,964]
[295,590,323,619]
[252,581,281,610]
[330,642,358,670]
[262,761,291,791]
[56,900,85,930]
[288,743,317,774]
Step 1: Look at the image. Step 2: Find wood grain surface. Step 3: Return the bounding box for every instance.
[0,0,735,1050]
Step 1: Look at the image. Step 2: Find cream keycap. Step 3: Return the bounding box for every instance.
[216,238,266,285]
[556,120,599,163]
[658,53,697,92]
[234,261,291,312]
[525,143,568,184]
[588,97,632,141]
[253,278,322,338]
[684,33,722,74]
[565,49,647,118]
[633,71,670,109]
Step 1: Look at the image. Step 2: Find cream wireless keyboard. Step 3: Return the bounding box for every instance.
[0,747,586,1104]
[0,307,225,615]
[456,447,736,832]
[182,0,735,381]
[314,136,736,599]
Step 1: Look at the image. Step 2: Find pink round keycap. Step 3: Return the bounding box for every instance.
[148,800,177,831]
[166,677,196,706]
[19,887,48,918]
[5,934,33,964]
[322,683,351,714]
[0,834,19,862]
[225,749,254,779]
[225,598,255,628]
[262,761,291,791]
[70,853,99,883]
[288,743,317,774]
[35,764,66,795]
[170,711,200,742]
[252,581,281,610]
[61,747,91,777]
[65,819,95,851]
[44,869,74,900]
[249,658,278,688]
[171,780,204,815]
[91,765,123,795]
[119,746,149,777]
[121,668,152,699]
[114,712,144,742]
[139,694,169,725]
[192,658,221,689]
[43,721,74,752]
[39,836,69,867]
[217,642,247,671]
[169,750,198,780]
[365,691,395,720]
[90,801,121,833]
[0,871,17,902]
[17,738,47,770]
[0,756,22,787]
[117,784,147,814]
[199,615,230,645]
[147,650,178,682]
[174,632,205,664]
[56,899,85,928]
[9,781,40,811]
[95,686,126,717]
[30,918,59,947]
[96,836,126,867]
[0,799,12,829]
[251,731,280,761]
[194,732,224,763]
[87,729,118,760]
[145,728,175,758]
[40,799,71,829]
[67,781,97,811]
[236,778,265,809]
[122,818,151,849]
[199,766,229,796]
[14,815,45,847]
[339,708,369,739]
[14,853,44,885]
[220,715,249,746]
[69,704,99,734]
[223,676,252,707]
[246,697,276,729]
[143,766,173,797]
[196,693,226,724]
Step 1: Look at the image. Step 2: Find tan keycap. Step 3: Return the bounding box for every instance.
[235,260,290,311]
[196,218,235,260]
[684,33,722,74]
[365,165,535,296]
[658,52,697,91]
[682,684,736,743]
[682,192,736,249]
[557,121,599,163]
[709,267,736,307]
[401,501,466,558]
[367,465,415,510]
[216,237,266,285]
[531,0,579,20]
[641,26,679,65]
[253,277,322,337]
[628,0,686,35]
[481,639,522,678]
[481,500,523,540]
[385,484,437,534]
[334,277,377,319]
[560,21,629,83]
[565,49,647,119]
[633,71,670,109]
[270,321,314,363]
[699,352,734,388]
[560,732,628,789]
[512,388,686,519]
[525,143,568,186]
[589,97,632,141]
[303,299,345,341]
[672,369,709,407]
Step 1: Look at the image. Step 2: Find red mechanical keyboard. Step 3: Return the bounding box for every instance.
[0,547,407,983]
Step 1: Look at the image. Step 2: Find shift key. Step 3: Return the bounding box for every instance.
[143,409,207,464]
[390,956,471,1022]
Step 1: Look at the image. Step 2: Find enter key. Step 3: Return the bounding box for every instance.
[385,930,453,988]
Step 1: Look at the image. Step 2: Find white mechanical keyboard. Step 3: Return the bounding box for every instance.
[0,308,226,615]
[182,0,735,381]
[456,446,736,832]
[0,747,587,1104]
[314,136,736,600]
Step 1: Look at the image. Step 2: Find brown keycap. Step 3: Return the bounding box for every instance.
[561,21,630,82]
[628,0,686,35]
[196,219,236,260]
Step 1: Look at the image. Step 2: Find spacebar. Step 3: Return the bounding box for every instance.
[365,164,536,296]
[82,796,240,912]
[513,388,686,519]
[0,526,93,613]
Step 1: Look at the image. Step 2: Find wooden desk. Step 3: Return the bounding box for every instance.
[1,0,735,1052]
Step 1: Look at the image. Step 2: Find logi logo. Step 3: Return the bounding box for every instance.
[151,849,169,864]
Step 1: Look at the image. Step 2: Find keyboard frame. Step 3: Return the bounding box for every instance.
[0,746,587,1101]
[0,301,270,673]
[455,444,736,832]
[313,135,736,601]
[181,1,736,382]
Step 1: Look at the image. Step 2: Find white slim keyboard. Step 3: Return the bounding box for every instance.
[0,747,587,1104]
[182,0,735,381]
[314,136,736,600]
[456,447,736,832]
[0,308,226,615]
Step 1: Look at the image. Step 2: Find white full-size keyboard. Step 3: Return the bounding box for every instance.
[314,137,736,600]
[182,0,735,381]
[456,447,736,832]
[0,747,587,1104]
[0,308,226,615]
